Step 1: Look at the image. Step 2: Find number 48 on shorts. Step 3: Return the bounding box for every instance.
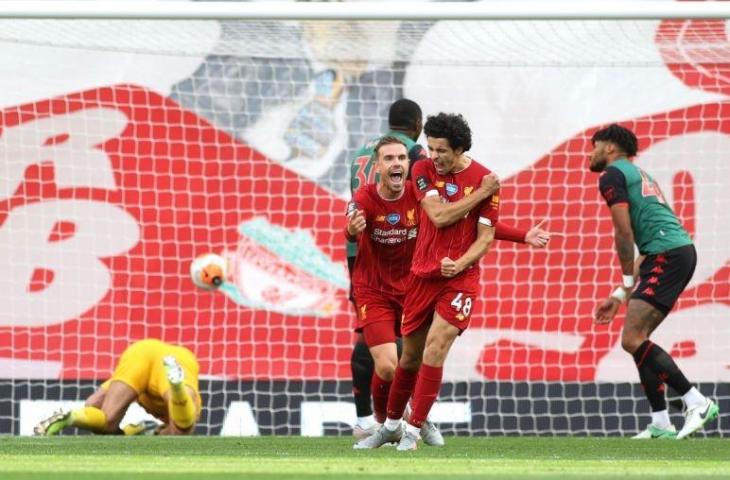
[450,292,472,318]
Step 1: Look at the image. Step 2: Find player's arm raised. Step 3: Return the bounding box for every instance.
[441,223,495,278]
[493,218,552,248]
[420,173,499,229]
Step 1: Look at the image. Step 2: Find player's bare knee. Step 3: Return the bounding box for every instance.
[374,360,396,381]
[422,350,445,367]
[621,329,645,354]
[423,344,448,367]
[424,337,450,362]
[399,353,421,372]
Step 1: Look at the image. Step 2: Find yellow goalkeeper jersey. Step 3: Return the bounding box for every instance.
[101,339,201,422]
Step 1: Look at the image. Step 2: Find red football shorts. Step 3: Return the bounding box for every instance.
[401,272,478,336]
[353,287,403,347]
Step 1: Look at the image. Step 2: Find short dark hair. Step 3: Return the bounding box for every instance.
[591,124,638,157]
[423,112,472,152]
[374,135,407,157]
[388,99,422,130]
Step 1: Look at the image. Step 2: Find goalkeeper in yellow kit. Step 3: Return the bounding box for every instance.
[34,339,201,436]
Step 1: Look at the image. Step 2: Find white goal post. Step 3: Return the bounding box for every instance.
[1,1,729,437]
[1,1,730,20]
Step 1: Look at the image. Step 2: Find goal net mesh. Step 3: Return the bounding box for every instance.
[1,15,729,436]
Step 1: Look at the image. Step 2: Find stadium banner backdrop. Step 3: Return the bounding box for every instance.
[1,12,729,435]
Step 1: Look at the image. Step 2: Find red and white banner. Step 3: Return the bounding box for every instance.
[1,16,729,383]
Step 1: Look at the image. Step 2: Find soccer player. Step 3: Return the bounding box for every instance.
[348,136,439,445]
[355,112,506,451]
[347,135,502,447]
[347,99,427,438]
[34,339,201,436]
[590,124,719,440]
[347,100,551,439]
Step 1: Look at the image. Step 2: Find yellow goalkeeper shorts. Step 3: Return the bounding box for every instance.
[102,339,202,421]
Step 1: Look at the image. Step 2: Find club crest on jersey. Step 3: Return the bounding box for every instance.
[386,213,401,225]
[406,209,416,226]
[464,186,474,197]
[446,183,458,196]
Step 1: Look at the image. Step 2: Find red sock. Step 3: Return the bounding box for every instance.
[371,373,392,423]
[386,366,418,420]
[408,364,443,428]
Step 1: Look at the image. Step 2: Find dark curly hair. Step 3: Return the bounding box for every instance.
[591,124,638,157]
[423,112,472,152]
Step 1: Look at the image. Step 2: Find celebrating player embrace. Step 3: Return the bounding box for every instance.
[347,135,500,446]
[346,99,550,439]
[355,113,539,451]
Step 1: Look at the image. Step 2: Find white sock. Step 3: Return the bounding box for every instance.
[384,418,401,431]
[356,415,376,429]
[405,423,421,437]
[651,410,671,429]
[682,387,706,409]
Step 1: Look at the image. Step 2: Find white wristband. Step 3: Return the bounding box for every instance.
[610,287,627,303]
[622,274,635,289]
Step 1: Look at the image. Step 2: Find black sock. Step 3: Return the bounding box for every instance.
[633,340,692,396]
[350,339,374,417]
[637,363,667,411]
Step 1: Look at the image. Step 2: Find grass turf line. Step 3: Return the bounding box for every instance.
[1,437,728,479]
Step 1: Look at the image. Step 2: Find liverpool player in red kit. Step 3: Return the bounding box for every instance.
[346,136,425,440]
[355,113,501,451]
[347,135,500,447]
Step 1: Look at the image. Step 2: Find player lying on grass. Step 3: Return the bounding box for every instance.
[590,124,719,440]
[35,339,201,436]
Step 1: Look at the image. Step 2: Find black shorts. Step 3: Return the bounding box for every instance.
[631,244,696,315]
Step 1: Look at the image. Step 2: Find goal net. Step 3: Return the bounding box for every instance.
[1,4,729,436]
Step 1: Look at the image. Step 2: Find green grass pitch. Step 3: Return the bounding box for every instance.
[1,436,729,479]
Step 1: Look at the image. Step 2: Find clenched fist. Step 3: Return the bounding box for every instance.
[441,257,462,278]
[347,209,366,237]
[479,172,500,197]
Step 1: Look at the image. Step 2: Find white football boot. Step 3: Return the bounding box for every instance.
[677,398,719,439]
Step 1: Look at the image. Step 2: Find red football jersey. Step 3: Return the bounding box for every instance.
[410,158,499,278]
[348,183,420,296]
